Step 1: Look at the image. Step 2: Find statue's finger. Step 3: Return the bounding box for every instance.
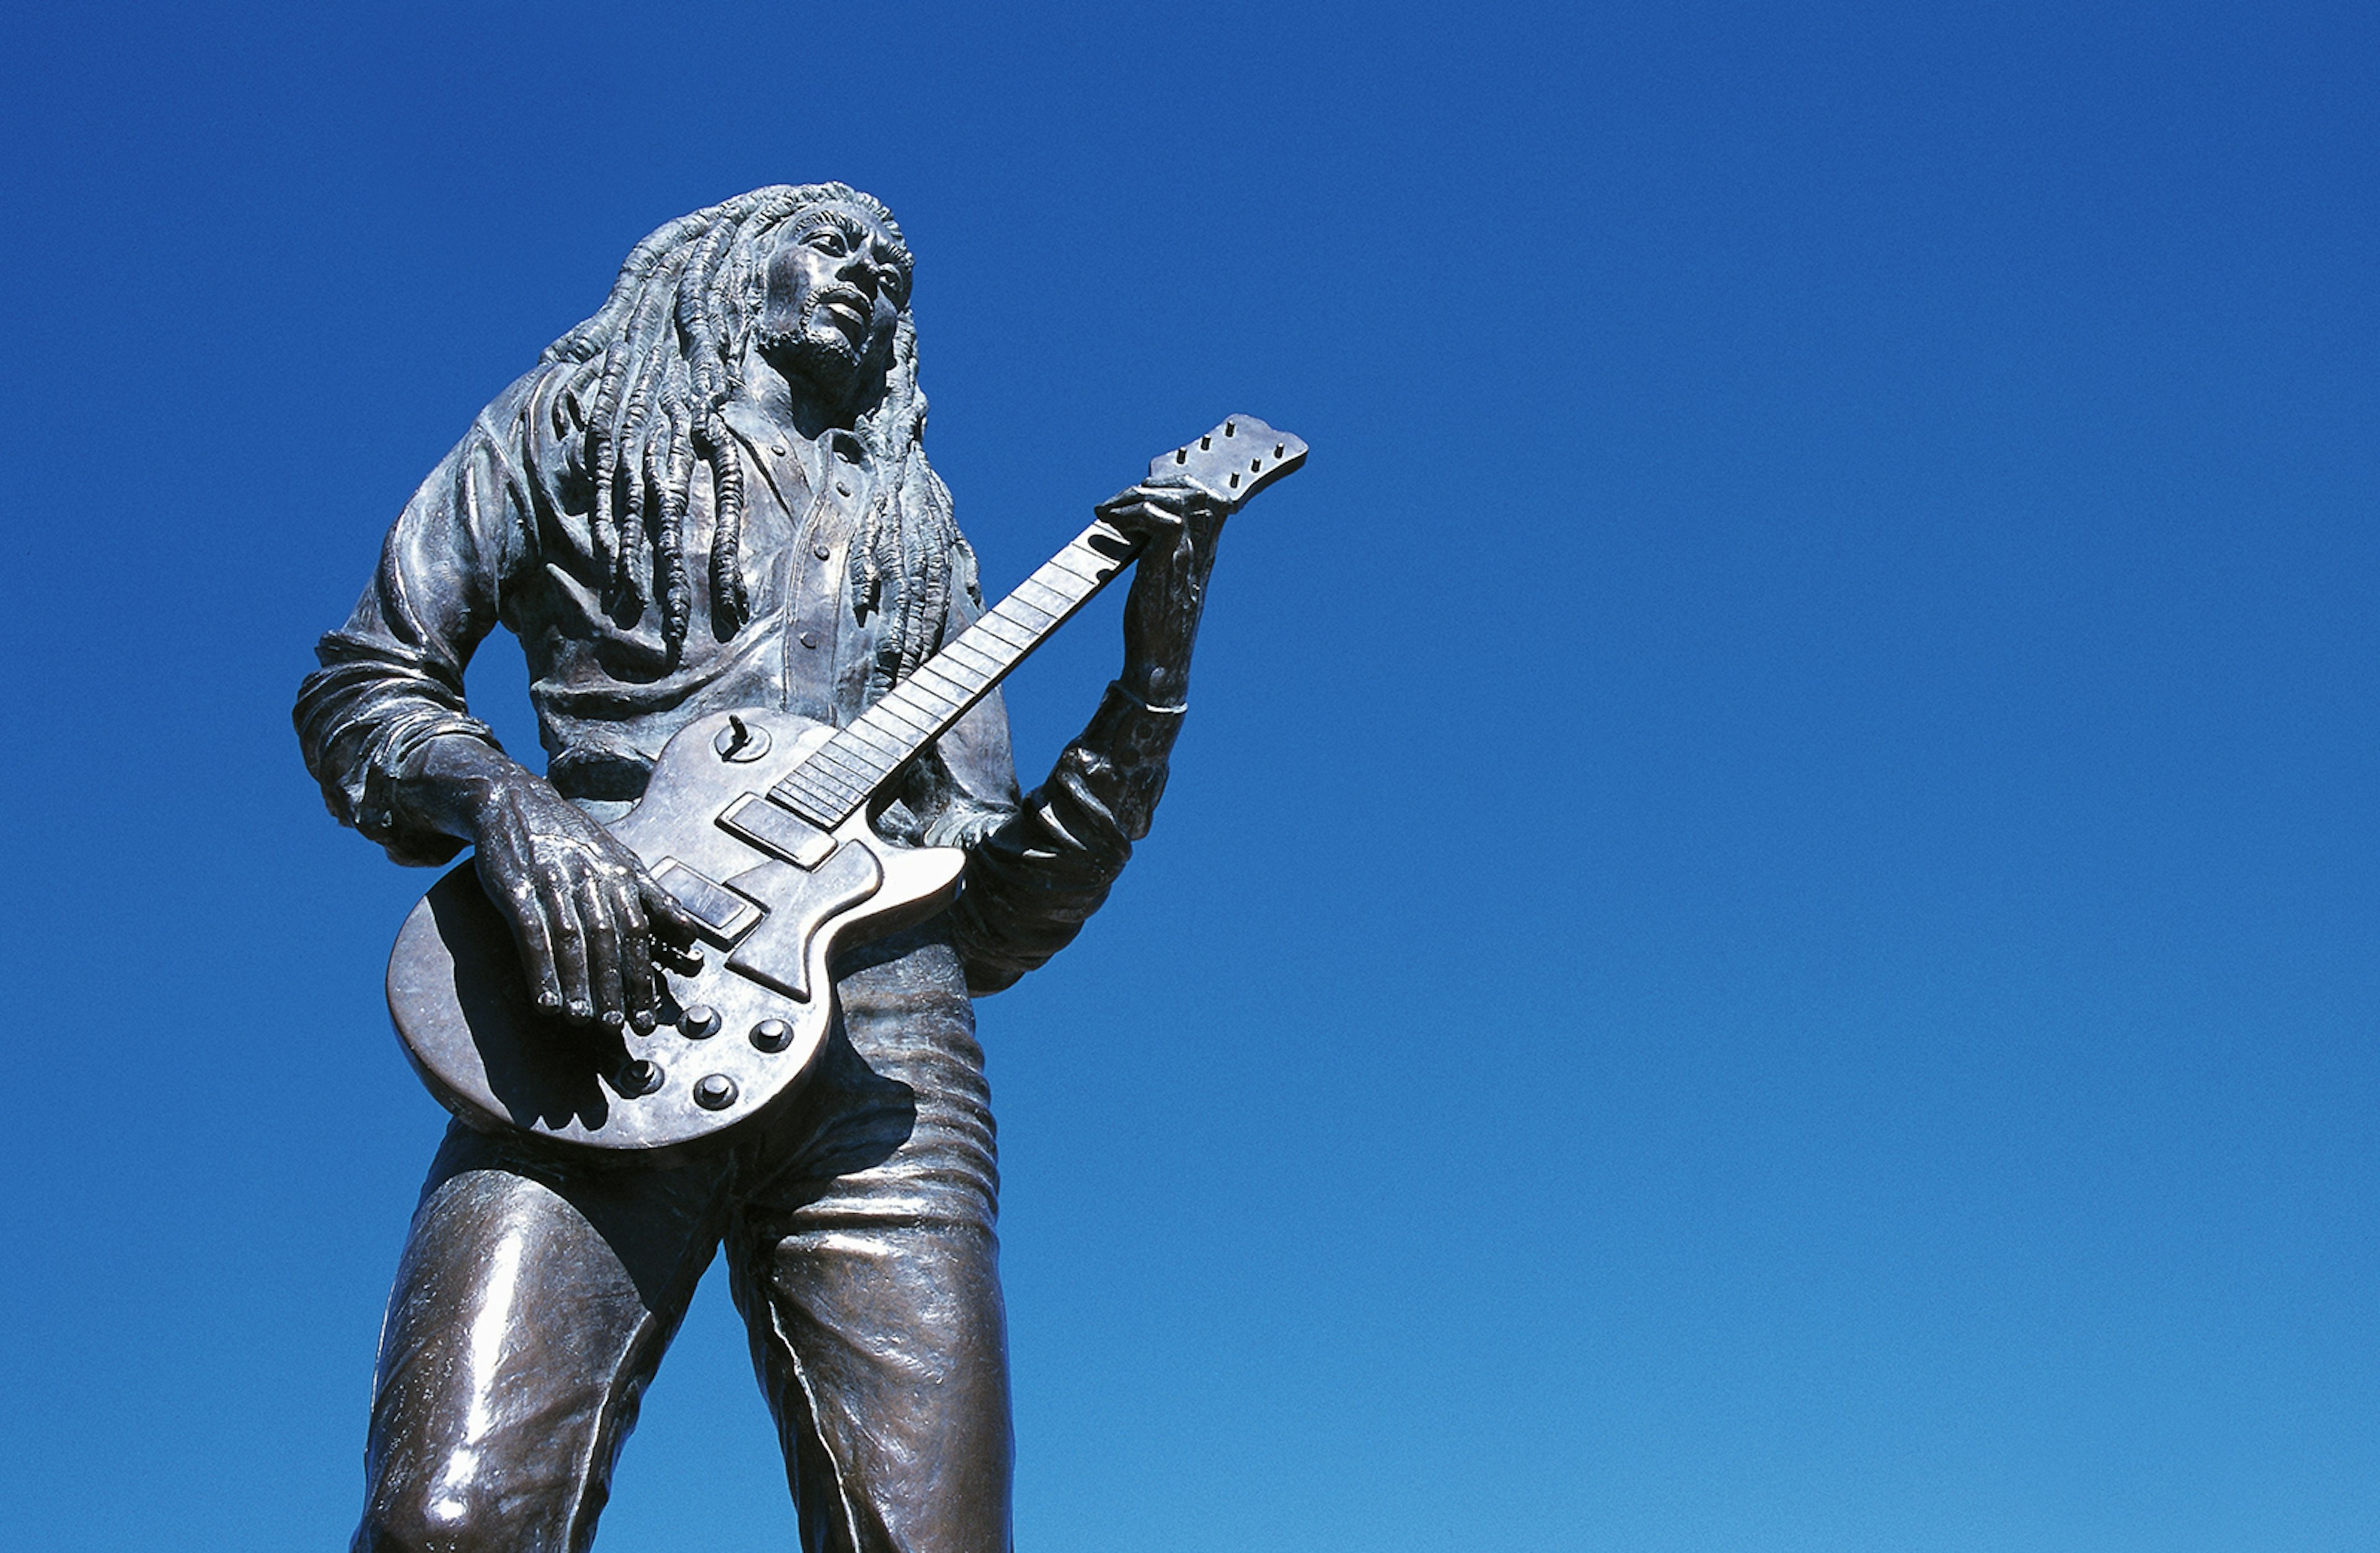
[505,873,564,1014]
[637,871,707,946]
[537,864,594,1022]
[575,871,626,1026]
[609,873,658,1030]
[1107,499,1185,537]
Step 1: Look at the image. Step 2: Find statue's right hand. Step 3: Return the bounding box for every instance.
[465,771,704,1033]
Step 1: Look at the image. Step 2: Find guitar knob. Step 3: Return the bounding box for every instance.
[694,1073,739,1111]
[750,1018,791,1053]
[617,1058,663,1097]
[680,1005,720,1038]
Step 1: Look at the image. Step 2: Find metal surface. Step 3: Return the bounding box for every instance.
[301,183,1307,1552]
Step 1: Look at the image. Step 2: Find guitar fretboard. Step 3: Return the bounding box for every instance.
[770,522,1138,829]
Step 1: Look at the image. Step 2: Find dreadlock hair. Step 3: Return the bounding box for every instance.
[540,184,969,694]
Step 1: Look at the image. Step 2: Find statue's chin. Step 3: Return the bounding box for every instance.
[759,329,871,405]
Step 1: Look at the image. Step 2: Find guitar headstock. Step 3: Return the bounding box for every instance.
[1147,415,1308,512]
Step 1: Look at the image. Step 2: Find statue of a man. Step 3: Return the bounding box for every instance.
[297,183,1223,1552]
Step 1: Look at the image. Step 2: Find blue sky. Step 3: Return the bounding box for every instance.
[2,2,2374,1548]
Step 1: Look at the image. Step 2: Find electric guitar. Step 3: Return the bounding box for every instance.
[386,415,1307,1156]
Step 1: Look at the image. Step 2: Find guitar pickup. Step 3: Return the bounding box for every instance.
[648,857,765,948]
[718,792,838,871]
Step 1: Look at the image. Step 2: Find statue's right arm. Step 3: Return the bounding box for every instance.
[294,374,698,1032]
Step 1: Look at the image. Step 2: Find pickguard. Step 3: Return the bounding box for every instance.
[723,843,884,1001]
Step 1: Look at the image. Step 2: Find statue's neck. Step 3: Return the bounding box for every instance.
[738,350,859,444]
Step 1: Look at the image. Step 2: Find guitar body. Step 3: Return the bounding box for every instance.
[386,706,966,1158]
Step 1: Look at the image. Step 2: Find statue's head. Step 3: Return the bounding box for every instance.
[543,186,960,672]
[752,195,913,411]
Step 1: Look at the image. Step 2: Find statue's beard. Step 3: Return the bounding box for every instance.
[756,304,875,399]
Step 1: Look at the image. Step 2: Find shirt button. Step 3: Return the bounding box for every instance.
[813,542,832,561]
[835,480,852,497]
[772,441,788,455]
[799,630,821,649]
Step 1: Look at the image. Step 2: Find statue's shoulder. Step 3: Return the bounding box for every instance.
[433,363,584,521]
[475,359,580,446]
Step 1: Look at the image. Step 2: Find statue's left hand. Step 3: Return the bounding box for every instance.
[1097,482,1227,708]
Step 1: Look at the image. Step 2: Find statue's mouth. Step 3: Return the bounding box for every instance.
[814,291,869,335]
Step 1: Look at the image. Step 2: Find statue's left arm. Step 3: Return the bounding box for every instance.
[294,382,534,868]
[294,369,704,1029]
[918,485,1223,995]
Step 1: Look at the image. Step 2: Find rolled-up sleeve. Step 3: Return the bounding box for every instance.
[945,680,1186,995]
[294,381,536,866]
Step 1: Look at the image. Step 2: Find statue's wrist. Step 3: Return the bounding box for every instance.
[1119,659,1191,713]
[398,736,527,843]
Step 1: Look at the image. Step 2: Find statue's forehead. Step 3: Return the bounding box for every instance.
[777,202,909,260]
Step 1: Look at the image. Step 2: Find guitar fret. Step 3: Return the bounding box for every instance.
[896,681,961,721]
[916,656,980,690]
[781,775,852,819]
[868,699,935,739]
[974,615,1034,651]
[1053,542,1112,576]
[840,720,909,762]
[998,591,1059,627]
[974,623,1035,657]
[1013,577,1075,616]
[914,663,977,702]
[793,755,870,804]
[819,732,886,775]
[811,742,884,789]
[796,741,871,787]
[779,787,843,829]
[786,763,854,806]
[946,639,1011,676]
[768,770,825,809]
[835,724,905,773]
[774,783,852,832]
[886,682,954,724]
[848,711,911,753]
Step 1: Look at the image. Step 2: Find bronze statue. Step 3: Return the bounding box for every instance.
[296,183,1302,1552]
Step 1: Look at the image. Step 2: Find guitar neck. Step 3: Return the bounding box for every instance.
[767,519,1142,830]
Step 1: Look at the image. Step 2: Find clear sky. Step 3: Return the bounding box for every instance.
[2,2,2373,1549]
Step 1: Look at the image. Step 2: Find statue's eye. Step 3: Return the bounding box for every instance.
[805,229,847,255]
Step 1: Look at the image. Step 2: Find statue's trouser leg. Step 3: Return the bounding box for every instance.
[351,1123,728,1553]
[351,929,1010,1553]
[728,935,1015,1553]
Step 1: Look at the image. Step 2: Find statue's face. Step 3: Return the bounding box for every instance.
[756,203,910,400]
